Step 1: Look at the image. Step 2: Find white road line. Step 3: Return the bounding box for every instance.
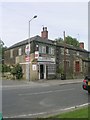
[18,88,75,96]
[2,84,49,89]
[4,103,88,118]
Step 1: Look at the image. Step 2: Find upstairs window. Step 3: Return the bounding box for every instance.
[39,45,46,54]
[61,48,69,55]
[61,48,64,55]
[49,47,54,55]
[51,48,54,55]
[18,48,22,56]
[89,53,90,58]
[10,49,13,58]
[76,51,79,56]
[66,49,69,54]
[42,46,46,53]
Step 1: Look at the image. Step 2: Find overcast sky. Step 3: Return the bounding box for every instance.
[0,1,88,50]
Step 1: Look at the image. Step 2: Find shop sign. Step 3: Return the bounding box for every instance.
[32,64,37,71]
[35,51,39,59]
[38,57,55,62]
[25,56,30,62]
[25,44,30,55]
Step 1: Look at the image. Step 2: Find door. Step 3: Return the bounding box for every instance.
[40,64,44,79]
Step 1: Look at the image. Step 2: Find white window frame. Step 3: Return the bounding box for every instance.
[66,49,69,54]
[19,48,22,56]
[77,51,79,56]
[10,49,13,58]
[39,45,46,54]
[51,48,54,55]
[61,48,64,55]
[49,47,54,55]
[42,46,46,53]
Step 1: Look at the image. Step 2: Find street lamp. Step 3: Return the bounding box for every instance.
[28,15,37,81]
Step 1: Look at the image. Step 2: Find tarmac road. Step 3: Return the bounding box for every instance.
[2,79,89,118]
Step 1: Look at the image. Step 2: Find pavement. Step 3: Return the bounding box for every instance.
[1,78,83,88]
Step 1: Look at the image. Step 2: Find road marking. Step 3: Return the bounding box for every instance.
[18,88,75,96]
[2,84,49,89]
[4,103,88,118]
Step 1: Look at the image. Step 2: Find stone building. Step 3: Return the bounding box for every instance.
[4,27,90,80]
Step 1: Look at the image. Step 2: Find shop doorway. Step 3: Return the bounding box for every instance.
[40,64,44,79]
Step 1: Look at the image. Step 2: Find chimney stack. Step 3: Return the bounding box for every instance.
[79,42,84,49]
[41,27,48,39]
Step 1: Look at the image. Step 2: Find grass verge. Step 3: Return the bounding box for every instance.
[53,107,88,118]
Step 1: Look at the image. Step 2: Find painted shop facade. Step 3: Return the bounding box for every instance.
[4,27,90,80]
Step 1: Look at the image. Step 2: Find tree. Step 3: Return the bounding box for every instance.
[55,36,79,47]
[55,37,63,43]
[65,36,79,47]
[0,39,7,64]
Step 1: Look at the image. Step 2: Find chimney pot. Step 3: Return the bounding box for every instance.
[41,27,48,39]
[79,42,84,49]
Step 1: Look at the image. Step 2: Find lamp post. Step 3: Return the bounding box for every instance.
[28,15,37,81]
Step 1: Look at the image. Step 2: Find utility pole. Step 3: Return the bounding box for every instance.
[63,31,66,79]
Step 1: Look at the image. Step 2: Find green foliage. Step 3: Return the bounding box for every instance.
[53,107,88,118]
[55,36,79,47]
[15,64,23,79]
[65,36,79,47]
[55,37,63,43]
[2,64,11,73]
[11,64,23,80]
[56,66,64,74]
[11,65,16,77]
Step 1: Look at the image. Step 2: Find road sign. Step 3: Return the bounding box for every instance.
[25,44,30,55]
[25,56,30,62]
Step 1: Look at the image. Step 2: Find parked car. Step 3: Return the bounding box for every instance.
[82,76,90,93]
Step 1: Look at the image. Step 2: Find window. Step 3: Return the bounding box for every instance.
[39,46,42,53]
[10,49,13,58]
[61,48,64,55]
[49,47,54,55]
[42,46,46,53]
[77,51,79,56]
[75,61,80,72]
[66,49,69,54]
[18,48,22,56]
[39,45,46,53]
[51,48,54,55]
[63,60,70,68]
[89,53,90,58]
[46,46,49,54]
[48,64,56,74]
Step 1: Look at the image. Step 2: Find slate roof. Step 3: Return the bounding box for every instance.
[7,35,54,50]
[6,35,89,53]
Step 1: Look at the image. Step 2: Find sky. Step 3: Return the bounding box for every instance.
[0,1,89,50]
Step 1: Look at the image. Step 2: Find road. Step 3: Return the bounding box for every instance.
[2,82,88,118]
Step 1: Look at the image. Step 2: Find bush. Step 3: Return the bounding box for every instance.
[2,64,11,73]
[11,64,23,80]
